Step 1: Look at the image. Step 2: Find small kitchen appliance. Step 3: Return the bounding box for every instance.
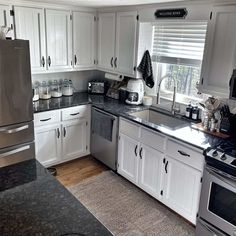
[125,79,144,105]
[196,139,236,236]
[88,81,106,94]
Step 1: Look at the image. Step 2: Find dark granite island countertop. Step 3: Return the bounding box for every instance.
[0,159,113,236]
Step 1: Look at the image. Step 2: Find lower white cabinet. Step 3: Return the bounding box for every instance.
[118,118,203,224]
[62,119,88,161]
[34,105,91,167]
[35,124,61,167]
[162,156,202,224]
[118,133,139,184]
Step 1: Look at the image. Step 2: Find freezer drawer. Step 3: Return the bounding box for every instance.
[0,40,33,127]
[0,142,35,168]
[0,121,34,149]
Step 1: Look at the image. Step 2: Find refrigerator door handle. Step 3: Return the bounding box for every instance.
[0,145,30,158]
[0,125,29,134]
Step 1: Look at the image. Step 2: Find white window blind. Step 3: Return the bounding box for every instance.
[152,21,207,66]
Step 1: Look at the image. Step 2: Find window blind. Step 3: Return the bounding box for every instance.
[152,21,207,66]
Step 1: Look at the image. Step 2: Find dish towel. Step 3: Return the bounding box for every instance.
[137,50,154,88]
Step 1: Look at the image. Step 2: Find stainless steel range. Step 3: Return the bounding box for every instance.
[196,140,236,236]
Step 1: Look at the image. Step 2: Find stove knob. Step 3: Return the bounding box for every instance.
[212,150,218,157]
[220,153,227,161]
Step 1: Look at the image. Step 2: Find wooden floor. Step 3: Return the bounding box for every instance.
[54,156,108,188]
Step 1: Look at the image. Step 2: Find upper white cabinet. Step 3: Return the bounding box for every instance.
[45,9,72,71]
[0,5,11,28]
[14,6,46,73]
[98,11,138,77]
[200,5,236,97]
[72,12,95,69]
[98,13,116,70]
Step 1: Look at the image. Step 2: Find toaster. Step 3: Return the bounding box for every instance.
[88,81,105,94]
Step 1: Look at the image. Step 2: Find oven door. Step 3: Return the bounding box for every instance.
[198,165,236,236]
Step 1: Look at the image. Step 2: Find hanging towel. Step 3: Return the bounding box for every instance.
[137,50,154,88]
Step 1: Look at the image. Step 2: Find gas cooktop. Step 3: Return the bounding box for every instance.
[204,139,236,177]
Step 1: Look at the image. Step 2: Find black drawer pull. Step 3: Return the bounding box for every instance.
[40,118,51,122]
[165,161,169,173]
[139,147,143,159]
[70,112,80,116]
[178,150,190,157]
[134,145,138,156]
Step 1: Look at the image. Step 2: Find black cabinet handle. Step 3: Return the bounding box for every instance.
[134,145,138,156]
[48,56,51,67]
[74,55,77,65]
[139,147,143,159]
[40,118,51,122]
[42,56,45,67]
[165,161,169,173]
[178,150,190,157]
[70,112,80,116]
[110,57,113,67]
[57,128,60,139]
[63,127,66,137]
[114,57,117,68]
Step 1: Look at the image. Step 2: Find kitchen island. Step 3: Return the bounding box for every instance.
[0,159,113,236]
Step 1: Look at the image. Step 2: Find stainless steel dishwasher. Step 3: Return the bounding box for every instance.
[91,107,118,171]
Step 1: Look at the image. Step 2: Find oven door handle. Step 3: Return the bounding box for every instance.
[198,218,224,236]
[206,165,236,188]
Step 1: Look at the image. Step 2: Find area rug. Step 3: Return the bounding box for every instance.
[68,171,195,236]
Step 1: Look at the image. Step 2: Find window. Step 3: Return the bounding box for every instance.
[148,21,207,103]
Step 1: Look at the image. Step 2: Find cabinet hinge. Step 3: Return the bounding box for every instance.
[10,10,14,16]
[163,158,166,164]
[70,14,72,20]
[136,15,139,21]
[160,190,163,196]
[210,11,212,20]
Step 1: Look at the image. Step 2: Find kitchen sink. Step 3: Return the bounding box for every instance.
[129,109,189,130]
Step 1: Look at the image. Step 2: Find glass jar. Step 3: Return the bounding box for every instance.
[62,79,74,96]
[39,81,51,100]
[32,82,40,102]
[51,80,62,98]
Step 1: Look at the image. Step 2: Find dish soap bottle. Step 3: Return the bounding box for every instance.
[185,102,192,118]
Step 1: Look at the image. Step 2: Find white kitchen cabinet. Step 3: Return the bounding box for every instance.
[62,119,88,161]
[118,133,139,184]
[162,156,202,224]
[35,124,61,167]
[98,13,116,71]
[0,5,11,28]
[138,144,163,199]
[73,11,95,69]
[45,9,72,71]
[97,11,138,77]
[199,5,236,97]
[115,11,137,75]
[14,6,46,73]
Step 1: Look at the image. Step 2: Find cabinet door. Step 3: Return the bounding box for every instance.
[115,11,137,76]
[62,119,88,161]
[162,156,202,224]
[117,133,139,184]
[73,12,95,69]
[98,13,116,71]
[35,124,61,167]
[14,6,46,73]
[45,9,72,71]
[200,6,236,97]
[138,144,163,199]
[0,5,10,28]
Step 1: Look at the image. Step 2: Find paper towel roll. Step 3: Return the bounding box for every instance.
[105,73,124,81]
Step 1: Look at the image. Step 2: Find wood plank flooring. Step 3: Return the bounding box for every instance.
[54,156,108,188]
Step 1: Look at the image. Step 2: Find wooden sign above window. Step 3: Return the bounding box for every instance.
[154,8,188,19]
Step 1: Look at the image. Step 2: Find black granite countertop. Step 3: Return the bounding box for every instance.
[33,92,223,150]
[0,159,113,236]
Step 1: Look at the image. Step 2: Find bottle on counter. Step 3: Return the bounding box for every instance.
[62,79,74,96]
[39,81,51,100]
[32,82,40,102]
[185,102,192,118]
[191,106,199,120]
[51,80,62,98]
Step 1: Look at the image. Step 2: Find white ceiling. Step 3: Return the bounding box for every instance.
[27,0,187,7]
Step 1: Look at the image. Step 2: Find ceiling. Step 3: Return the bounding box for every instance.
[27,0,187,7]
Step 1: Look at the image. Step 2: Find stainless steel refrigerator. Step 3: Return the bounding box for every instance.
[0,40,35,167]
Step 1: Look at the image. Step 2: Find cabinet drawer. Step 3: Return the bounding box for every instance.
[166,139,203,170]
[140,127,165,151]
[34,110,60,127]
[119,119,140,140]
[62,105,89,121]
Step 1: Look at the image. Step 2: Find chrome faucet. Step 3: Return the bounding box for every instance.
[156,74,180,115]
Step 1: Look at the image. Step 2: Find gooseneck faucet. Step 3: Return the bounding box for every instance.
[156,74,179,115]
